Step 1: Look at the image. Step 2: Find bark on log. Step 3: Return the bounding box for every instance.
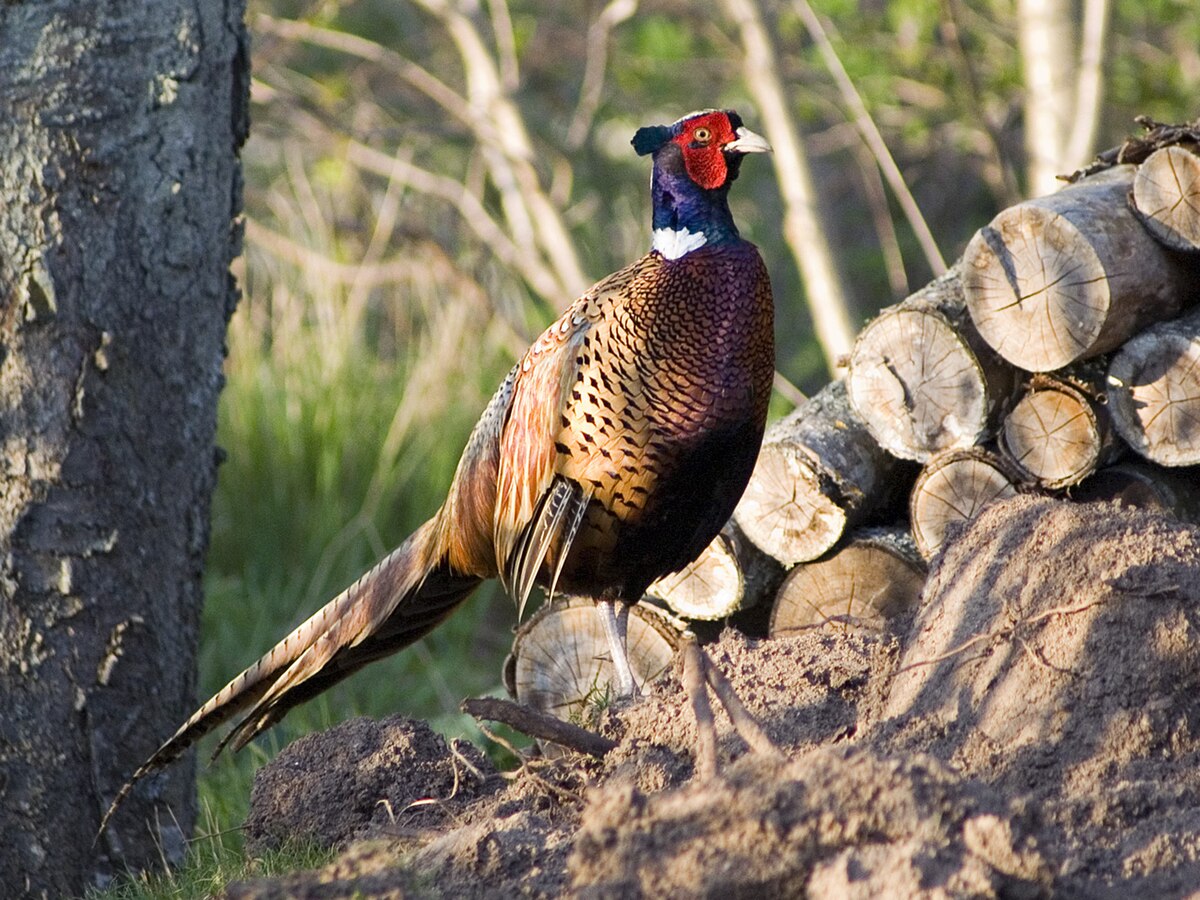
[1108,307,1200,466]
[1071,459,1200,522]
[503,598,683,741]
[910,448,1020,559]
[646,524,783,621]
[769,526,926,638]
[0,3,248,893]
[733,380,910,566]
[999,367,1118,489]
[1132,146,1200,252]
[963,165,1199,371]
[847,265,1016,461]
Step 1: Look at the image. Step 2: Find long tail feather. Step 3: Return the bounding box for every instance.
[98,518,479,839]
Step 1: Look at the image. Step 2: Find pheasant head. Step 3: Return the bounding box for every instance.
[632,109,771,260]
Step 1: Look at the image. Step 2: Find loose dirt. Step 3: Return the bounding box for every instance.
[225,495,1200,898]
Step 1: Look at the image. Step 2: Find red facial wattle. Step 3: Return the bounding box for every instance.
[673,112,737,190]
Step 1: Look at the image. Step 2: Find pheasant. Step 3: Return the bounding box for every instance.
[101,108,774,833]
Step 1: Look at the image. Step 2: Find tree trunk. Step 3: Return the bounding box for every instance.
[962,166,1199,372]
[0,2,248,894]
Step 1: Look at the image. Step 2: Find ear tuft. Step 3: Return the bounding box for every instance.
[631,125,671,156]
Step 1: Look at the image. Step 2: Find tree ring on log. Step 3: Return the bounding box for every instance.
[848,306,990,461]
[504,597,684,743]
[1108,313,1200,466]
[769,527,925,637]
[910,448,1019,559]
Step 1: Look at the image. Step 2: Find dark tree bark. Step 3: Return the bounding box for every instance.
[0,2,248,895]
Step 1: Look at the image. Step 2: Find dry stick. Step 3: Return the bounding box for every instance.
[682,638,718,781]
[1131,145,1200,252]
[1107,306,1200,466]
[461,697,616,757]
[962,165,1199,372]
[847,264,1017,462]
[700,654,783,760]
[735,379,911,566]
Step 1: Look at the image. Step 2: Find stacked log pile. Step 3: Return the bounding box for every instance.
[508,120,1200,712]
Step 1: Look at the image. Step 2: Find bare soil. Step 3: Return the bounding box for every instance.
[225,496,1200,898]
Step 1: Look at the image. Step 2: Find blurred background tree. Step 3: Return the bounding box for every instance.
[155,0,1199,887]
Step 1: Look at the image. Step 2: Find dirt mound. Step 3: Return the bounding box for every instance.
[243,715,501,853]
[228,496,1200,898]
[569,749,1048,898]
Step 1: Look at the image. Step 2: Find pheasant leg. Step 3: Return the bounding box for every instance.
[598,599,639,698]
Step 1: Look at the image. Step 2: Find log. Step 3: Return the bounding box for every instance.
[847,265,1016,461]
[733,379,911,566]
[645,523,784,621]
[1107,307,1200,466]
[503,597,683,737]
[1132,145,1200,252]
[1071,459,1200,522]
[768,526,926,638]
[962,165,1199,371]
[909,448,1020,559]
[998,366,1118,489]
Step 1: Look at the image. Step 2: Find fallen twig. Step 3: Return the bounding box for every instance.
[461,696,616,757]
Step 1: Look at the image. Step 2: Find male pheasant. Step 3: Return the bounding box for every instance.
[102,108,774,831]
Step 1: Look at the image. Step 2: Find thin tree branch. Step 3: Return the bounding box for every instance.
[414,0,590,300]
[792,0,946,275]
[567,0,639,150]
[719,0,856,372]
[1063,0,1110,169]
[462,697,616,756]
[485,0,521,93]
[346,136,564,301]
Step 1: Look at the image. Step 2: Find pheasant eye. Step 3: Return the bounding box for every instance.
[693,127,712,143]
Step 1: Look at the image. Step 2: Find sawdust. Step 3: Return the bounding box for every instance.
[227,496,1200,899]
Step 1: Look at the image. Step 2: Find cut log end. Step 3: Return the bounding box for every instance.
[1108,316,1200,467]
[910,449,1019,559]
[1000,378,1105,488]
[963,166,1192,372]
[769,528,926,638]
[733,441,847,566]
[847,305,990,461]
[1132,146,1200,252]
[647,530,744,621]
[963,205,1109,371]
[504,598,682,745]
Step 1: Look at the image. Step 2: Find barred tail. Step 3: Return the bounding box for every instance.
[98,518,480,838]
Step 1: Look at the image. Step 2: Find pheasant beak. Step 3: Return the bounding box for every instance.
[724,127,772,155]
